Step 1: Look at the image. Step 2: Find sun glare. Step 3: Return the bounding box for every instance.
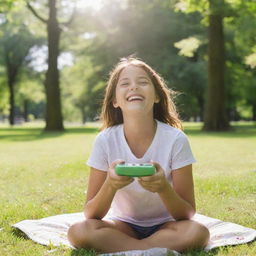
[76,0,104,11]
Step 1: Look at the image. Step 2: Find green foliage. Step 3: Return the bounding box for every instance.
[60,56,105,122]
[223,2,256,118]
[174,0,256,121]
[174,0,209,14]
[174,36,202,57]
[17,74,45,105]
[0,2,45,121]
[0,0,20,13]
[245,53,256,69]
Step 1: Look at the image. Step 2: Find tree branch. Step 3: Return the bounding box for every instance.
[26,1,48,24]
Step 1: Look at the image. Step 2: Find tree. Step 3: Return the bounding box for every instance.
[0,21,38,125]
[174,0,230,130]
[26,0,75,131]
[203,0,230,130]
[175,0,256,127]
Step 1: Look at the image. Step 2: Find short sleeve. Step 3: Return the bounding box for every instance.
[170,132,196,170]
[86,133,109,172]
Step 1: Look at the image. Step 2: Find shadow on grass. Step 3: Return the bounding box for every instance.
[182,248,220,256]
[0,123,255,142]
[70,248,97,256]
[184,123,256,138]
[68,248,221,256]
[0,127,99,142]
[11,227,30,240]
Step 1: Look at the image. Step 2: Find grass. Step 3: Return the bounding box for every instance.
[0,121,255,256]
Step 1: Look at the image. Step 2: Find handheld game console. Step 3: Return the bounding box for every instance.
[115,163,156,177]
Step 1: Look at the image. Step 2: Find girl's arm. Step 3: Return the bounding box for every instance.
[158,164,196,220]
[139,162,195,220]
[84,160,133,219]
[84,167,112,219]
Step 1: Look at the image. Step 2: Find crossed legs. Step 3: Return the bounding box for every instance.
[67,218,210,253]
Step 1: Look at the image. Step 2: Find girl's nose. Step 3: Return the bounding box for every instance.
[130,82,138,90]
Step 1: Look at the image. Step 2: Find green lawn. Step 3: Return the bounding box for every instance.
[0,122,255,256]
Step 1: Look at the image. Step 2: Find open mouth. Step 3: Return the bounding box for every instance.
[127,95,144,102]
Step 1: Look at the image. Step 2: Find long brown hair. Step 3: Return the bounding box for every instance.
[100,57,182,130]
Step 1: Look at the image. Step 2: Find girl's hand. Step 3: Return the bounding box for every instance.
[106,159,134,191]
[138,161,169,193]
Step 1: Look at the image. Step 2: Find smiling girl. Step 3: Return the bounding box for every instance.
[67,57,210,253]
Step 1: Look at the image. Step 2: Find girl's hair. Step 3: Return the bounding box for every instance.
[100,57,182,130]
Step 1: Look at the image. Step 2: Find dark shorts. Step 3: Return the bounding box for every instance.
[125,222,164,239]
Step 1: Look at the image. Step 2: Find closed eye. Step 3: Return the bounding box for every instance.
[139,81,148,85]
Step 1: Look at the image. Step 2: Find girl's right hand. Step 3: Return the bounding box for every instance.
[106,159,134,191]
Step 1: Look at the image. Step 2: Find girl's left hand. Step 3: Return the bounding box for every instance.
[138,161,169,193]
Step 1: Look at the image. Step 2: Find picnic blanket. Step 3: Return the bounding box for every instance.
[12,212,256,255]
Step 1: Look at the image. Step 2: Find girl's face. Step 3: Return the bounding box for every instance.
[113,65,159,115]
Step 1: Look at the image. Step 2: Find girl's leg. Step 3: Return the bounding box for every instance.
[67,219,151,253]
[143,220,210,252]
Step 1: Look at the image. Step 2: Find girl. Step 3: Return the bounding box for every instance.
[67,57,210,253]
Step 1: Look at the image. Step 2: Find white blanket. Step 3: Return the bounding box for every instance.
[12,213,256,255]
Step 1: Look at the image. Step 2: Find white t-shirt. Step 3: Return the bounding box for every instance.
[87,120,196,226]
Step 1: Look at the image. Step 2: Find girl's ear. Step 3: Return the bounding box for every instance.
[154,95,160,103]
[112,98,119,108]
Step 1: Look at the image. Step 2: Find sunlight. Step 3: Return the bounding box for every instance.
[27,46,74,72]
[75,0,104,11]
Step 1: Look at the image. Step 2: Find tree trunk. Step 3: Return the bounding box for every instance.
[23,99,29,122]
[6,62,17,126]
[252,103,256,121]
[44,0,64,131]
[203,0,230,131]
[8,79,15,125]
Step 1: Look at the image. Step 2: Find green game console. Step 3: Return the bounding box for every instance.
[115,163,156,177]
